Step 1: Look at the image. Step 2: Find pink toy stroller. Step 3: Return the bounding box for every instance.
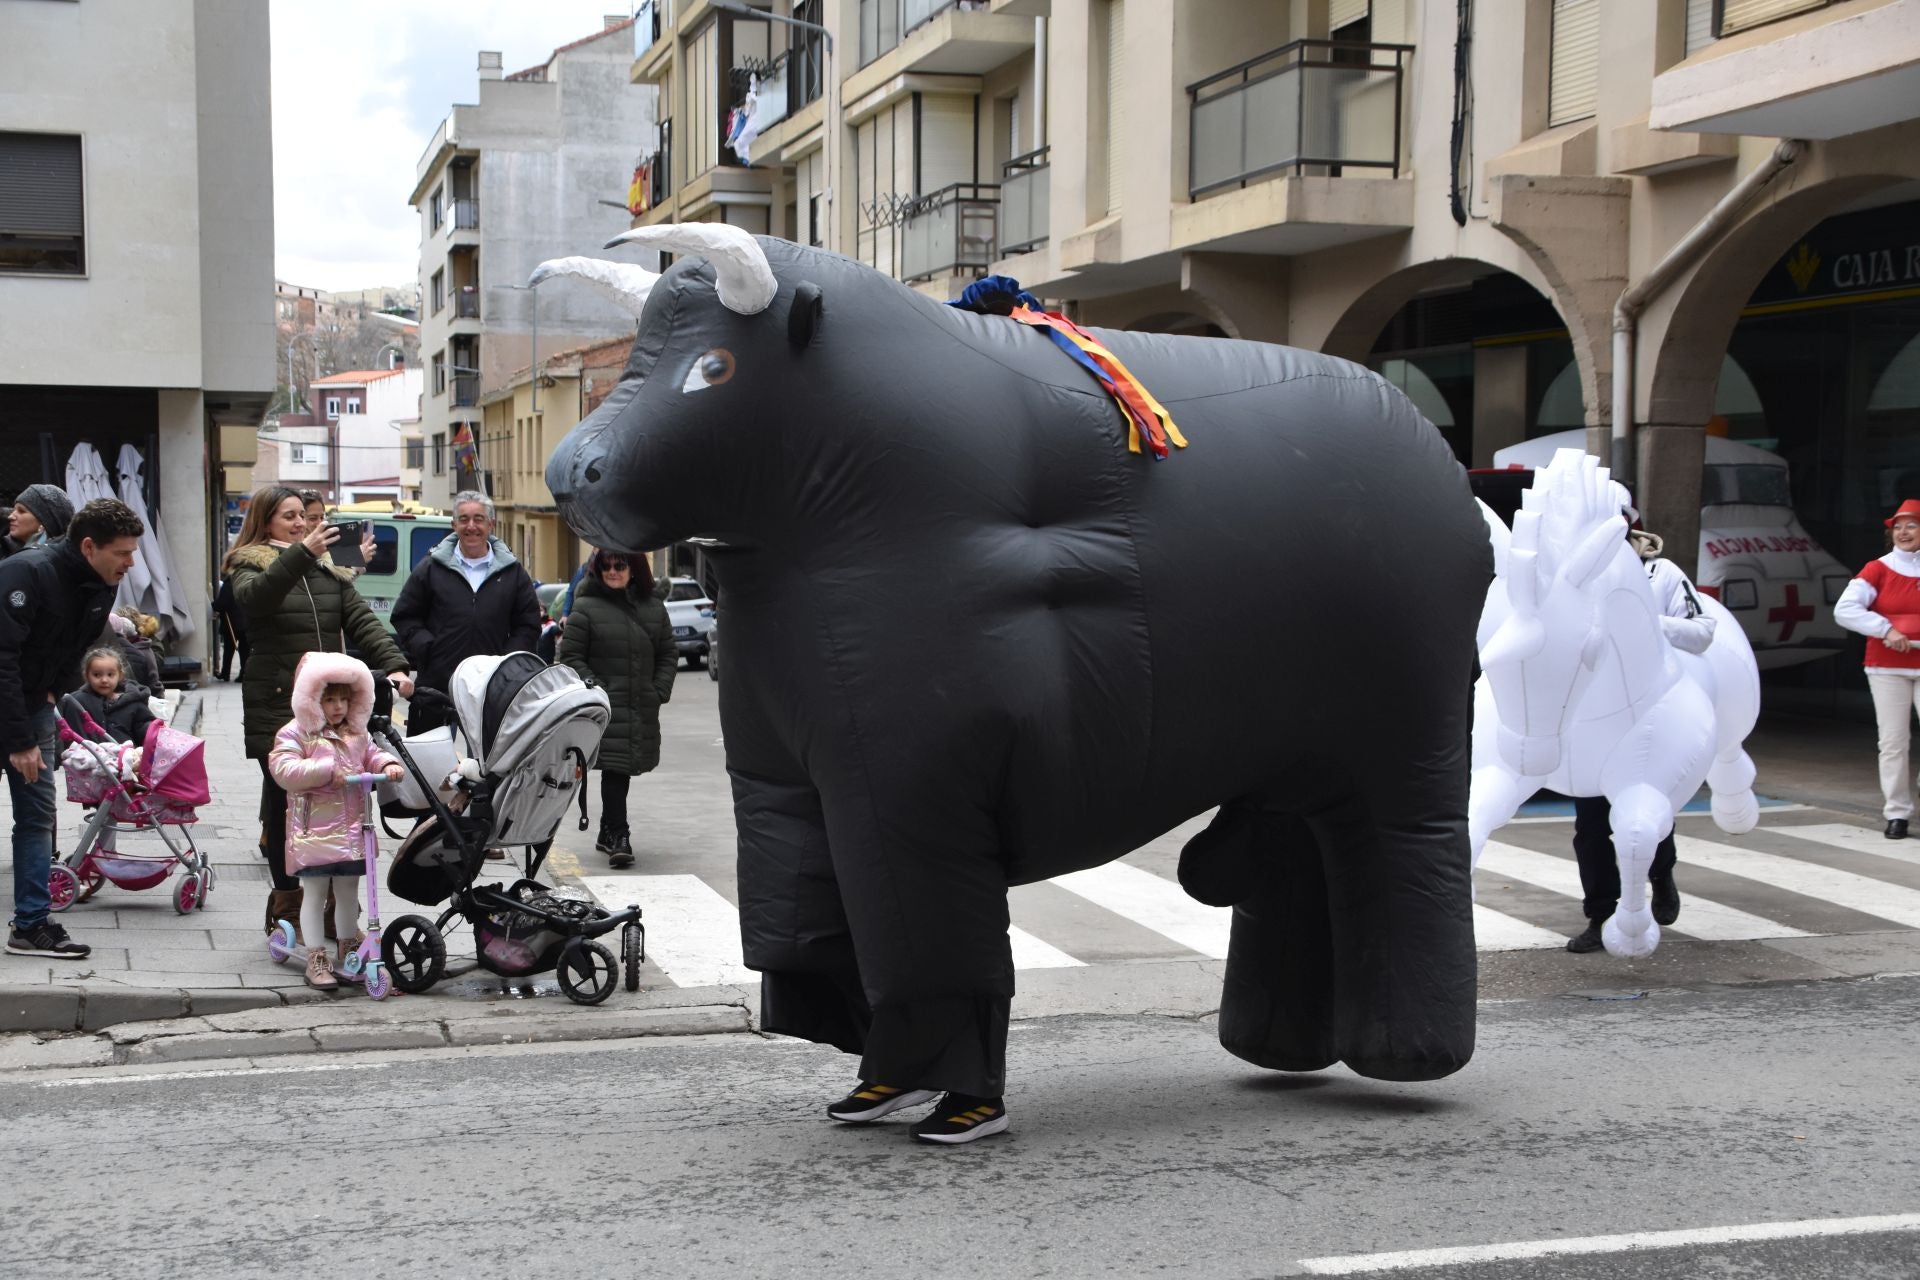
[51,694,214,915]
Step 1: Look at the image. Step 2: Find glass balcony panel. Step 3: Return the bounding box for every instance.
[998,154,1049,254]
[1241,67,1301,176]
[1190,91,1250,195]
[1189,41,1408,196]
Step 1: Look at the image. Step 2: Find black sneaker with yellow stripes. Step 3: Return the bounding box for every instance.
[909,1093,1010,1145]
[826,1081,938,1123]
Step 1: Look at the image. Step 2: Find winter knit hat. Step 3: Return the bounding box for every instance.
[15,484,74,539]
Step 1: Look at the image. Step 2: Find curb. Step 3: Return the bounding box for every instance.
[0,1001,754,1072]
[1,983,301,1035]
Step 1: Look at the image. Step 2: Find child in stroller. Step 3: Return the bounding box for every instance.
[267,653,404,991]
[64,647,160,861]
[373,652,645,1005]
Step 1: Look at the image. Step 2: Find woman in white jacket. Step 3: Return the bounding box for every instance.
[1834,499,1920,839]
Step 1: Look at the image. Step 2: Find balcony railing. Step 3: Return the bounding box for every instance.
[454,289,479,319]
[448,198,479,232]
[1187,40,1411,199]
[857,0,988,67]
[998,147,1049,255]
[451,374,479,408]
[900,182,1000,282]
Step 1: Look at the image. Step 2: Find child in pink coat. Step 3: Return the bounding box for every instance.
[268,653,402,990]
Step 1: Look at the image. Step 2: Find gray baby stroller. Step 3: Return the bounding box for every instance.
[372,652,646,1005]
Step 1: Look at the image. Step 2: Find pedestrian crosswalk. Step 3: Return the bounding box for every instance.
[573,818,1920,988]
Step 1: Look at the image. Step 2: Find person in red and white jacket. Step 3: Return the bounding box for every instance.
[1834,498,1920,839]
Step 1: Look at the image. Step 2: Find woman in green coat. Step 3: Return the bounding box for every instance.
[224,487,412,931]
[559,549,677,868]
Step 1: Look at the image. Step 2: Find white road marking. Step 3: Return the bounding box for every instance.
[1007,926,1084,969]
[1296,1212,1920,1273]
[1502,803,1810,825]
[578,874,758,987]
[1051,862,1231,959]
[1479,840,1810,941]
[37,1062,390,1089]
[1471,904,1569,950]
[1769,822,1920,868]
[1677,835,1920,928]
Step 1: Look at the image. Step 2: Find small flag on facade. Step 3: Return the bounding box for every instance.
[451,422,479,474]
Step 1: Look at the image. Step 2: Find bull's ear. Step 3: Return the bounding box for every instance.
[788,281,824,348]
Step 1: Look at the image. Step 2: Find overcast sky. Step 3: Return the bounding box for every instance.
[270,0,640,293]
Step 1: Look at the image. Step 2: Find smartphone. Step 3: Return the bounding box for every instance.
[329,519,368,568]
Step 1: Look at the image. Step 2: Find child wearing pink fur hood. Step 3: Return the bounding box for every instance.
[268,652,402,990]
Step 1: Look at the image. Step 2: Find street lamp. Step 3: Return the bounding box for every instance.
[708,0,833,52]
[372,341,407,371]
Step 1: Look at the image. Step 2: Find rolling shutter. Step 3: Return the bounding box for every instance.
[1104,0,1124,214]
[1329,0,1369,32]
[1548,0,1599,128]
[1718,0,1828,36]
[0,133,84,235]
[1684,0,1714,54]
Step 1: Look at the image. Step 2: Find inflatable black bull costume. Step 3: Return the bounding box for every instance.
[539,223,1490,1099]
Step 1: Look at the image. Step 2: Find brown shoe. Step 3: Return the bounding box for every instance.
[304,946,339,991]
[265,887,305,942]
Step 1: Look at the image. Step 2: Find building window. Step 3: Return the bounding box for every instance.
[432,351,447,396]
[404,438,425,469]
[0,132,85,276]
[290,444,323,466]
[430,268,445,314]
[345,398,360,414]
[1548,0,1600,128]
[1716,0,1832,38]
[429,185,444,232]
[324,396,342,419]
[431,433,446,475]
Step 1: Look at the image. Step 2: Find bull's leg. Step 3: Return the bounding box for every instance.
[1310,762,1477,1082]
[1600,783,1672,958]
[817,791,1014,1100]
[732,770,871,1055]
[1210,809,1339,1072]
[1708,746,1759,835]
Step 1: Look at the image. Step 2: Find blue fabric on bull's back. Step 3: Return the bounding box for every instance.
[544,236,1488,1104]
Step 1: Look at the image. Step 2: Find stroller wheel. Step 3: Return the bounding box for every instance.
[47,864,80,914]
[623,923,644,993]
[174,874,200,916]
[76,866,107,904]
[195,870,210,909]
[382,916,447,994]
[556,938,618,1006]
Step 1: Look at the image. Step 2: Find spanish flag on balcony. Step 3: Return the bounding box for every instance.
[950,276,1187,460]
[451,422,479,475]
[628,163,651,217]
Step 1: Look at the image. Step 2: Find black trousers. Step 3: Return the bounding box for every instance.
[600,773,631,834]
[1571,795,1677,922]
[258,760,298,891]
[216,628,247,680]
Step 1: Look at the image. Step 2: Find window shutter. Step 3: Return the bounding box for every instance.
[1684,0,1714,54]
[1548,0,1599,128]
[0,133,84,235]
[1329,0,1369,32]
[1718,0,1828,36]
[1104,0,1124,214]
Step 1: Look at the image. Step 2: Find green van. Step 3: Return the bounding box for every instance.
[330,510,454,631]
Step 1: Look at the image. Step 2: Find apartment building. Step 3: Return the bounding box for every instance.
[0,0,275,659]
[628,0,1919,718]
[410,16,658,512]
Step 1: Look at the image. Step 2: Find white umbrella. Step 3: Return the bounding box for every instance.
[113,444,194,639]
[64,442,114,509]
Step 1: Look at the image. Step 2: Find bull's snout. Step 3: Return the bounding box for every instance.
[545,422,614,543]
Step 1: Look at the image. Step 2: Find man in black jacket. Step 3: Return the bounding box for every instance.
[0,499,144,959]
[391,491,541,732]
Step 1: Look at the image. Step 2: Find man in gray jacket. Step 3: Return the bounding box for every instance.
[390,492,541,732]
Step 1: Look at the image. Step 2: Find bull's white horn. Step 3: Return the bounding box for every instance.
[603,222,777,316]
[528,257,660,319]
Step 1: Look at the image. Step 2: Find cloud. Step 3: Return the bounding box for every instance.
[270,1,641,292]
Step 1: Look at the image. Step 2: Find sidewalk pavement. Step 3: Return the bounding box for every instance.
[0,683,1906,1069]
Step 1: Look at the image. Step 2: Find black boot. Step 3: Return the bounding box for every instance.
[608,831,635,870]
[1887,819,1909,840]
[594,824,616,855]
[1650,875,1681,926]
[1566,920,1605,954]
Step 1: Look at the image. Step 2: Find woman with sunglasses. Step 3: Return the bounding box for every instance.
[558,549,677,866]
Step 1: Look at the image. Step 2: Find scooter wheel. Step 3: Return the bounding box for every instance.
[47,865,80,914]
[174,874,200,916]
[364,964,392,1002]
[267,919,298,965]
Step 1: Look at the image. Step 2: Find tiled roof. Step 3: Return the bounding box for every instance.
[507,16,635,79]
[311,369,407,385]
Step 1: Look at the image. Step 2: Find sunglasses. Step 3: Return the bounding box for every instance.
[602,559,631,571]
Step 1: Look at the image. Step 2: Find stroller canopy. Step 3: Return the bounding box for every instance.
[448,652,609,774]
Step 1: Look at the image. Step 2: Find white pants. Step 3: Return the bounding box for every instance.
[1867,669,1920,819]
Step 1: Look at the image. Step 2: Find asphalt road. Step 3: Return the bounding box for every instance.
[4,976,1916,1278]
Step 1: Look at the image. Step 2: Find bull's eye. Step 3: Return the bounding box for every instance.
[682,348,736,393]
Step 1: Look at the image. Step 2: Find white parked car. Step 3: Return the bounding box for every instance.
[664,577,715,668]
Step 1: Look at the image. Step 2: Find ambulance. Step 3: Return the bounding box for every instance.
[1483,432,1851,670]
[327,500,454,631]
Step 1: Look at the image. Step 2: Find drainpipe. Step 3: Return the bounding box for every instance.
[1611,138,1804,484]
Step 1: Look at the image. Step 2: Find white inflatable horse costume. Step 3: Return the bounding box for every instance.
[1469,449,1761,957]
